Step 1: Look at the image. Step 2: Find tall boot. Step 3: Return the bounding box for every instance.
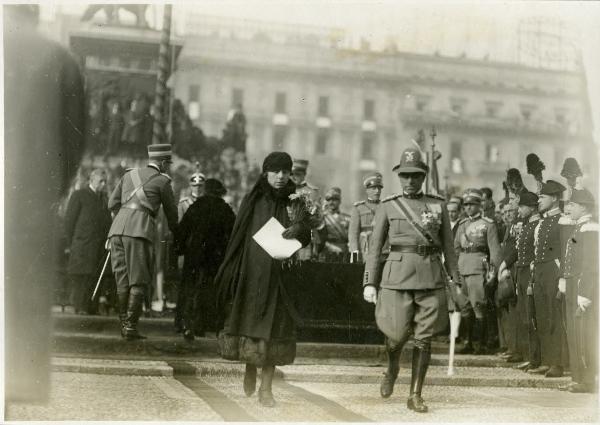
[258,365,276,407]
[473,317,487,355]
[458,314,474,354]
[124,285,146,340]
[380,337,403,398]
[117,291,129,338]
[407,339,431,413]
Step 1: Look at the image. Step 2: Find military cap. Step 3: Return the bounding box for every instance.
[539,180,566,196]
[147,144,172,161]
[190,172,206,186]
[462,188,483,205]
[392,147,428,174]
[569,188,595,206]
[363,172,383,188]
[448,196,462,206]
[325,187,342,200]
[518,191,539,207]
[292,159,309,172]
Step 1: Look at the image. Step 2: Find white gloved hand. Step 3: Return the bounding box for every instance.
[363,285,377,304]
[577,295,592,311]
[558,278,566,294]
[500,268,511,280]
[104,239,111,250]
[498,261,507,276]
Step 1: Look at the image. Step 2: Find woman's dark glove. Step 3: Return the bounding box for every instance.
[282,223,303,240]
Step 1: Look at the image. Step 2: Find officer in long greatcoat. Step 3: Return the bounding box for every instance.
[349,172,386,261]
[454,189,501,354]
[363,147,462,413]
[559,188,597,392]
[528,180,567,377]
[108,144,178,340]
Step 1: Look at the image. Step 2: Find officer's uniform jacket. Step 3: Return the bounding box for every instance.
[363,192,459,290]
[178,194,200,221]
[454,213,501,275]
[578,221,599,301]
[504,213,541,269]
[561,215,592,281]
[349,199,385,255]
[533,207,562,267]
[108,164,178,243]
[322,209,350,251]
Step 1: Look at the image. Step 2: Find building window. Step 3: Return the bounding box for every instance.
[188,85,200,102]
[520,104,535,122]
[315,127,329,154]
[275,92,287,114]
[318,96,329,117]
[450,98,467,115]
[232,88,244,108]
[364,99,375,121]
[450,140,463,174]
[361,131,376,159]
[486,144,500,163]
[555,108,567,125]
[485,101,502,118]
[272,125,287,149]
[415,95,431,112]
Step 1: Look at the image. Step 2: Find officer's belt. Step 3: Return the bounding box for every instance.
[460,246,489,254]
[390,244,441,256]
[121,203,156,218]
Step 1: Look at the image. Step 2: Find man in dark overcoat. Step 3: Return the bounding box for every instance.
[64,169,111,314]
[363,147,462,413]
[176,178,235,340]
[108,144,178,339]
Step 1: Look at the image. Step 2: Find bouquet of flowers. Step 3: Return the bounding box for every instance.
[288,191,320,224]
[421,210,441,234]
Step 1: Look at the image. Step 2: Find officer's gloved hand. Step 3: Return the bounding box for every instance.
[282,223,303,240]
[558,278,566,294]
[104,239,111,250]
[363,285,377,304]
[577,295,592,312]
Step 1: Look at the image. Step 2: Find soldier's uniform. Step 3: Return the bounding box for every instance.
[349,172,388,261]
[292,159,323,260]
[108,144,178,339]
[529,180,567,377]
[363,147,461,413]
[320,187,350,262]
[503,191,542,371]
[560,188,597,391]
[454,189,501,354]
[178,172,206,221]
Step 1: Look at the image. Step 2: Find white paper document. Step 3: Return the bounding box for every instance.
[252,217,302,260]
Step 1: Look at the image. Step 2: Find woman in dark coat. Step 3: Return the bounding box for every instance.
[215,152,311,407]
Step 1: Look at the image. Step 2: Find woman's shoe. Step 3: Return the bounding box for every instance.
[244,366,257,397]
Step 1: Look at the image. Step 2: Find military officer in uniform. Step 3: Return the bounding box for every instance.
[363,147,462,413]
[320,187,350,262]
[500,191,542,371]
[108,144,178,340]
[559,188,596,391]
[349,172,385,262]
[291,159,324,260]
[529,180,567,377]
[454,188,501,354]
[178,172,206,221]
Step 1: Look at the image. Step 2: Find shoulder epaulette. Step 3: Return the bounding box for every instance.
[353,200,366,207]
[482,216,494,223]
[581,222,600,232]
[558,216,575,225]
[124,168,134,172]
[382,194,402,203]
[160,172,172,181]
[425,193,445,200]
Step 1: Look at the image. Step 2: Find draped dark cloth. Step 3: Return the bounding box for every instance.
[215,176,311,336]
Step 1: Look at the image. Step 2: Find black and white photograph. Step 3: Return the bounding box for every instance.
[3,1,600,422]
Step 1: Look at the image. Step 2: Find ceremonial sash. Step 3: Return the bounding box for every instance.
[390,197,435,246]
[324,213,348,241]
[123,169,159,212]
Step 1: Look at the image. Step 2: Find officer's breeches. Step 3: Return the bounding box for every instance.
[110,235,154,294]
[461,274,486,319]
[375,287,447,343]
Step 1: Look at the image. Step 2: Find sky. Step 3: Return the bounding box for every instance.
[39,1,600,143]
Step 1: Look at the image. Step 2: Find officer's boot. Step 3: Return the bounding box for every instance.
[472,318,486,355]
[258,365,276,407]
[124,285,146,340]
[380,337,403,398]
[458,314,474,354]
[407,339,431,413]
[117,291,129,338]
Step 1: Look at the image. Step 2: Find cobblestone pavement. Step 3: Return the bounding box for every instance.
[6,368,599,422]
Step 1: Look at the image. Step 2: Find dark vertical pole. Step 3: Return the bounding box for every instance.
[152,4,172,146]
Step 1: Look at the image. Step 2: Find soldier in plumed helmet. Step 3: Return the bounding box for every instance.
[349,172,387,261]
[363,147,462,413]
[107,144,178,340]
